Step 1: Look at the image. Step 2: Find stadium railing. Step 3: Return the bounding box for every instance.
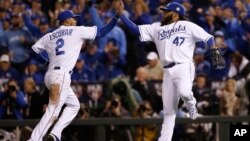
[1,115,250,141]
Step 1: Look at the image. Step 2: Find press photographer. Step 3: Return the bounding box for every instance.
[100,96,132,141]
[135,101,157,141]
[101,96,129,117]
[0,79,27,120]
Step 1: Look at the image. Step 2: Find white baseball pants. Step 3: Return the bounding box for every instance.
[28,69,80,141]
[158,62,196,141]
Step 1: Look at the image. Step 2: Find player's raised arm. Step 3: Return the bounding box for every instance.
[95,14,119,38]
[114,0,140,36]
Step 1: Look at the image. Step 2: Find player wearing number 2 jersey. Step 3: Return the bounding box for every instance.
[115,1,224,141]
[28,10,119,141]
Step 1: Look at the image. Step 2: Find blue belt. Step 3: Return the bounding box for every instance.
[54,66,73,74]
[163,62,181,68]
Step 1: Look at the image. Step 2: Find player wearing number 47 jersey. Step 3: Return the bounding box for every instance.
[28,10,119,141]
[115,1,225,141]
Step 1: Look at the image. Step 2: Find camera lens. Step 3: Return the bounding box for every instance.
[111,100,118,108]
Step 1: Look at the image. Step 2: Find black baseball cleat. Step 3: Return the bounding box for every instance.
[47,134,60,141]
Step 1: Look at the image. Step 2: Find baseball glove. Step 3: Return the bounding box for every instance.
[210,48,225,69]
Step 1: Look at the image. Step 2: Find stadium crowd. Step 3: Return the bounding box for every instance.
[0,0,250,141]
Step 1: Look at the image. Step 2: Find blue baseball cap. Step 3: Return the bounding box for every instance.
[160,2,186,16]
[57,10,79,22]
[40,17,49,25]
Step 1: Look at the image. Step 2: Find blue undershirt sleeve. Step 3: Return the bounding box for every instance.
[30,49,49,65]
[206,36,215,48]
[120,14,140,36]
[96,16,118,38]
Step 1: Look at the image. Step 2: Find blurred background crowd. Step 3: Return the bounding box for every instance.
[0,0,250,140]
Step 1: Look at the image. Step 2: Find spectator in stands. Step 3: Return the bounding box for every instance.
[71,57,96,83]
[0,7,7,31]
[144,51,163,81]
[1,16,11,32]
[199,10,216,34]
[102,38,126,80]
[0,17,11,53]
[82,41,105,81]
[0,79,27,120]
[222,5,244,52]
[134,101,157,141]
[107,77,142,115]
[3,13,35,73]
[0,54,20,85]
[30,0,44,18]
[23,77,47,119]
[192,74,219,115]
[22,13,53,39]
[220,78,240,116]
[131,0,152,25]
[78,83,106,117]
[228,52,250,80]
[132,67,162,113]
[236,77,250,116]
[101,95,132,141]
[193,48,211,77]
[22,59,44,86]
[30,14,41,27]
[1,0,12,12]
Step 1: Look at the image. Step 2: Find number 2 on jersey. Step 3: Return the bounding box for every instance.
[55,38,65,56]
[173,36,185,46]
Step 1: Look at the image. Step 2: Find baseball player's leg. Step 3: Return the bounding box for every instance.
[28,71,70,141]
[28,85,67,141]
[173,62,197,119]
[50,88,80,139]
[158,71,179,141]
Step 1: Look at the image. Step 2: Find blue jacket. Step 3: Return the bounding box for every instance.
[71,66,96,82]
[22,14,53,39]
[4,26,34,63]
[0,91,27,120]
[0,68,20,84]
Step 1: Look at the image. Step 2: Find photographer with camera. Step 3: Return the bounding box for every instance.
[0,79,27,120]
[101,95,132,141]
[134,101,157,141]
[101,95,129,118]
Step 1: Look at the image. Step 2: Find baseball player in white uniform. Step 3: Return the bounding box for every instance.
[28,10,119,141]
[115,1,224,141]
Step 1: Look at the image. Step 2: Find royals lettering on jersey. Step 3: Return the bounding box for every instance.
[49,29,73,40]
[138,21,212,64]
[158,25,186,40]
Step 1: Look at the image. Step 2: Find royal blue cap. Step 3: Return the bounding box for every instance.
[57,10,79,22]
[40,17,49,25]
[160,2,186,16]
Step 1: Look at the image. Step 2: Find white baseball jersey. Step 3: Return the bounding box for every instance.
[29,25,97,141]
[32,25,97,70]
[139,21,212,65]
